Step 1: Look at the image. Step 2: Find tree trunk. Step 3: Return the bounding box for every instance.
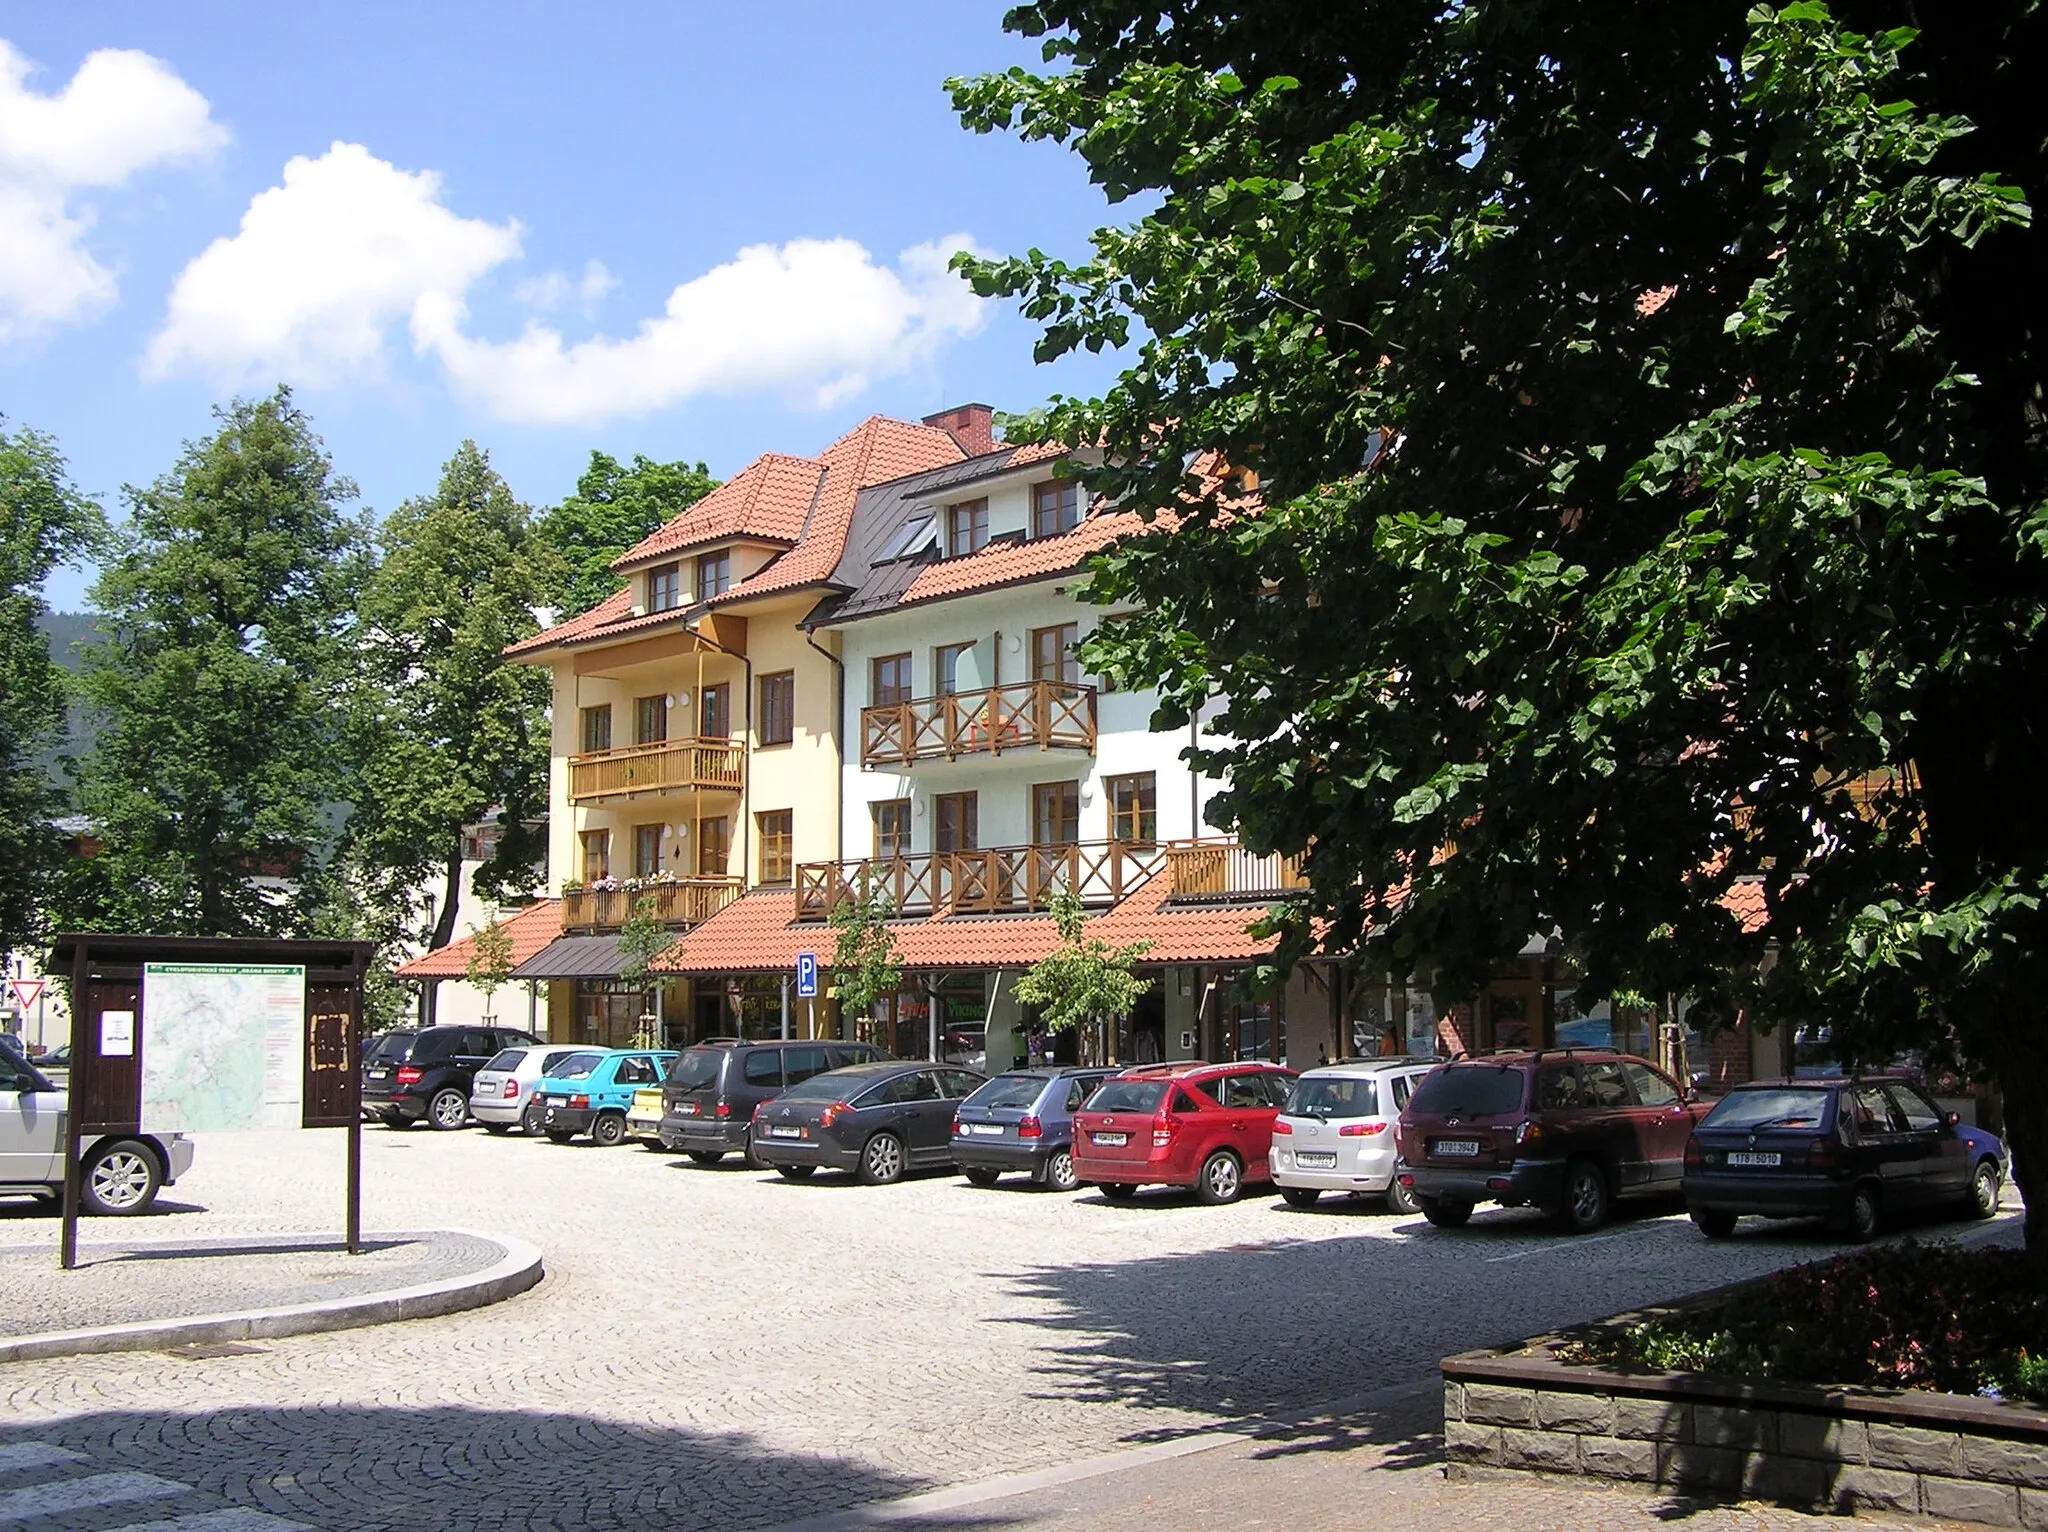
[1987,1031,2047,1253]
[430,844,462,950]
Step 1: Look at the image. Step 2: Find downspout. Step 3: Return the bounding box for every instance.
[803,625,845,862]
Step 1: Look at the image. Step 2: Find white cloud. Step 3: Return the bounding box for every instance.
[146,141,521,384]
[514,258,618,314]
[0,38,226,341]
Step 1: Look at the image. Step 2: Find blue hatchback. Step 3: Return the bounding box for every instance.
[532,1049,677,1147]
[950,1067,1120,1191]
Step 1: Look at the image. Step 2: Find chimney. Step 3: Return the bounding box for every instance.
[923,402,995,457]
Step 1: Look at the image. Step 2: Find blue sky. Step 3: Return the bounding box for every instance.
[0,3,1128,610]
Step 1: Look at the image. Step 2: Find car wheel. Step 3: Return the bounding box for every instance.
[962,1166,1001,1187]
[1555,1159,1611,1233]
[1969,1159,2002,1220]
[1385,1177,1422,1216]
[1279,1186,1322,1209]
[1099,1182,1138,1201]
[1691,1208,1739,1239]
[687,1150,725,1166]
[1194,1150,1244,1206]
[520,1104,545,1136]
[775,1163,817,1180]
[1039,1149,1079,1193]
[859,1132,906,1185]
[1843,1181,1882,1242]
[81,1140,162,1216]
[545,1130,577,1145]
[1420,1197,1473,1228]
[427,1088,469,1131]
[483,1122,513,1136]
[589,1113,627,1147]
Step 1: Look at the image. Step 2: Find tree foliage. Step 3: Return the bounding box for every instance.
[616,896,672,991]
[1013,892,1153,1063]
[537,450,717,618]
[828,886,904,1023]
[955,4,2048,1240]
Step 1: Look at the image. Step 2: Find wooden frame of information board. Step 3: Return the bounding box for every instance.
[43,934,375,1271]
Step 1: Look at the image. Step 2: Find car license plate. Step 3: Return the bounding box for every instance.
[678,1102,699,1115]
[764,1125,802,1139]
[1727,1151,1781,1167]
[1434,1139,1481,1157]
[966,1124,1004,1136]
[368,1069,388,1081]
[1093,1131,1128,1146]
[1295,1151,1337,1168]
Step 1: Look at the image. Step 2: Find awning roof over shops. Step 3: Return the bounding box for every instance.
[510,933,630,980]
[395,900,563,981]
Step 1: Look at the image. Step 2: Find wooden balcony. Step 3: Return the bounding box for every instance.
[1164,838,1308,903]
[859,680,1096,769]
[561,878,744,933]
[567,737,744,804]
[794,839,1164,921]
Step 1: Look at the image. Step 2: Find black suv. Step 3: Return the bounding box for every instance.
[659,1038,891,1163]
[362,1024,540,1130]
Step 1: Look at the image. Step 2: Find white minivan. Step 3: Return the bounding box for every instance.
[1269,1057,1439,1212]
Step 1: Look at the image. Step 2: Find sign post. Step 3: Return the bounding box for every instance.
[796,953,819,1044]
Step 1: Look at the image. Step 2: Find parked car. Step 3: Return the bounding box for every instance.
[659,1039,891,1164]
[1070,1061,1299,1205]
[1682,1076,2006,1240]
[531,1049,678,1145]
[0,1049,193,1214]
[751,1060,986,1184]
[1270,1057,1440,1211]
[950,1067,1119,1192]
[361,1025,539,1131]
[1394,1049,1705,1232]
[470,1045,589,1134]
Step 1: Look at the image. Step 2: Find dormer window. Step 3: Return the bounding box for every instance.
[696,549,731,601]
[1032,481,1080,539]
[947,498,989,557]
[647,563,682,612]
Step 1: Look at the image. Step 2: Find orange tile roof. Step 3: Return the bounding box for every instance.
[503,587,634,658]
[1720,877,1768,933]
[613,453,823,569]
[395,899,563,979]
[1089,872,1280,963]
[897,507,1145,606]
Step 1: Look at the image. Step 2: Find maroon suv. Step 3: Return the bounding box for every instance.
[1393,1050,1704,1232]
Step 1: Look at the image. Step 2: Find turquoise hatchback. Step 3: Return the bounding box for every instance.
[532,1049,677,1146]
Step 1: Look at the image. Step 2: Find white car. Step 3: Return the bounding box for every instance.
[1,1050,194,1214]
[471,1044,588,1133]
[1269,1057,1440,1212]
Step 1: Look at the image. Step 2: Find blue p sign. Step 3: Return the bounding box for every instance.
[796,952,818,999]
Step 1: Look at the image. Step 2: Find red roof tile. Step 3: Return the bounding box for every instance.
[1721,877,1768,934]
[503,587,634,658]
[1089,872,1279,963]
[613,453,823,569]
[396,899,563,979]
[897,506,1143,607]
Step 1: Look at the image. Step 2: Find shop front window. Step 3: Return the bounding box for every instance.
[575,979,649,1049]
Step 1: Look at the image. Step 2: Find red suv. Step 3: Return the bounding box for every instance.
[1071,1061,1298,1204]
[1394,1049,1705,1232]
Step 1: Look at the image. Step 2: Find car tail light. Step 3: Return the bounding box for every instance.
[503,1079,518,1099]
[1487,1176,1511,1192]
[395,1067,422,1087]
[1397,1171,1416,1188]
[1339,1122,1388,1138]
[951,1114,963,1135]
[1684,1137,1703,1170]
[1515,1119,1545,1148]
[1272,1119,1294,1136]
[1808,1136,1840,1170]
[820,1101,854,1129]
[714,1100,732,1118]
[752,1102,768,1121]
[569,1094,589,1110]
[1017,1116,1042,1139]
[1151,1114,1175,1148]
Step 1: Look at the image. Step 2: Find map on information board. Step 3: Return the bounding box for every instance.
[141,963,306,1131]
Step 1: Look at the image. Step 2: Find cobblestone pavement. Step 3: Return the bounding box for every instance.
[0,1126,2021,1531]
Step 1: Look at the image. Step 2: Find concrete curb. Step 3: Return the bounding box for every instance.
[0,1227,543,1363]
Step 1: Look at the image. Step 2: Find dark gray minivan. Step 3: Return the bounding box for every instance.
[659,1039,891,1163]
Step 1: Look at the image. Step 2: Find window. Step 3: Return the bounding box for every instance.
[756,810,793,886]
[935,792,978,852]
[633,823,662,878]
[1580,1060,1632,1108]
[700,682,730,739]
[580,828,611,882]
[1107,772,1157,846]
[1031,623,1080,685]
[647,563,682,612]
[785,1046,830,1084]
[1621,1060,1678,1108]
[695,549,731,602]
[946,498,989,557]
[872,653,912,707]
[873,512,937,562]
[872,799,911,859]
[1032,780,1080,845]
[1885,1083,1943,1133]
[935,641,975,696]
[1033,480,1080,538]
[743,1051,784,1087]
[635,694,667,746]
[580,704,613,754]
[696,816,729,877]
[759,671,794,746]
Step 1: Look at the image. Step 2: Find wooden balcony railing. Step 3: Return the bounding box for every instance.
[561,878,744,933]
[1164,838,1308,903]
[860,680,1096,768]
[794,839,1164,921]
[567,737,744,804]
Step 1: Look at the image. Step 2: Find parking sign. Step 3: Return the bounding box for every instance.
[795,953,818,999]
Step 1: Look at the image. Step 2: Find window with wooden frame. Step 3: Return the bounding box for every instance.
[934,792,978,853]
[1032,480,1080,538]
[1031,623,1080,685]
[580,828,611,882]
[696,816,730,877]
[695,548,731,602]
[633,823,662,878]
[758,671,794,746]
[935,640,976,696]
[1031,780,1081,845]
[756,810,793,886]
[946,498,989,557]
[871,653,912,707]
[872,799,911,860]
[699,682,730,739]
[634,694,667,745]
[1107,772,1158,846]
[580,704,613,754]
[647,563,683,612]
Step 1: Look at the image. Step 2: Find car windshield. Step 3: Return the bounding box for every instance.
[483,1049,526,1071]
[667,1050,724,1089]
[1085,1079,1169,1113]
[1702,1088,1833,1131]
[547,1051,606,1080]
[780,1071,860,1102]
[1408,1066,1524,1117]
[1287,1076,1379,1118]
[967,1075,1048,1111]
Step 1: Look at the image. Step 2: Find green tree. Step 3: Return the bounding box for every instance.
[464,912,516,1023]
[0,421,100,960]
[1013,892,1153,1065]
[956,5,2048,1242]
[829,886,904,1033]
[616,896,673,1048]
[349,442,554,951]
[537,450,717,617]
[76,389,368,935]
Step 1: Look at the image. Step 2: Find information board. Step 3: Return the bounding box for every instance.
[140,962,307,1132]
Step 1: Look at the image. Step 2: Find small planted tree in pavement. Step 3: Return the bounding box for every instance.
[1015,893,1153,1066]
[616,897,672,1048]
[829,885,903,1045]
[464,913,516,1024]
